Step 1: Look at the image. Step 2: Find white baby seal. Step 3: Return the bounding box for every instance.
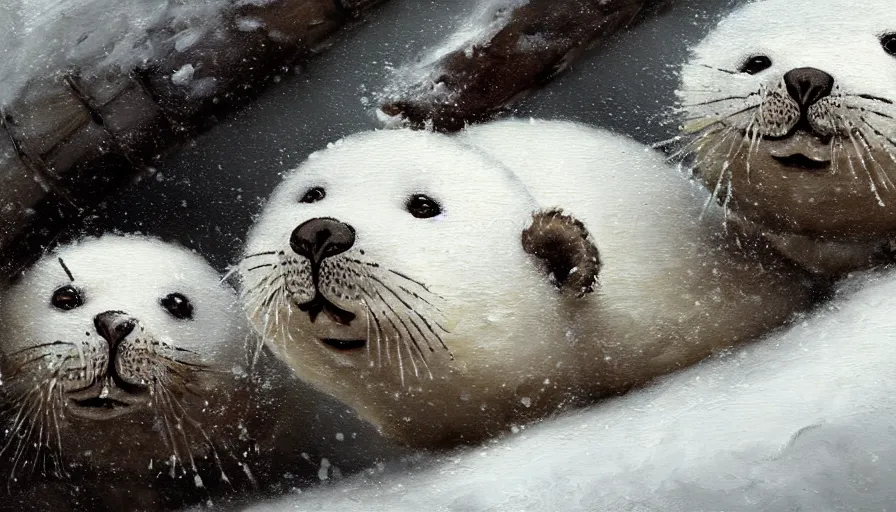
[0,235,254,509]
[239,124,813,449]
[674,0,896,275]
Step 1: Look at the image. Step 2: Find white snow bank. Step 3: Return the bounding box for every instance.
[0,0,233,107]
[247,268,896,511]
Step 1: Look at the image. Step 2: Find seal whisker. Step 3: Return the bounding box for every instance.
[241,250,282,261]
[697,127,739,218]
[375,311,388,370]
[858,123,896,171]
[364,282,433,351]
[30,406,47,479]
[5,354,56,379]
[367,288,428,377]
[2,378,58,485]
[846,93,895,105]
[384,268,444,299]
[680,104,760,127]
[680,93,761,108]
[362,299,373,364]
[156,383,228,487]
[851,127,894,193]
[243,269,285,299]
[10,409,39,481]
[845,128,885,202]
[662,127,724,165]
[364,272,450,338]
[745,116,763,184]
[371,308,383,370]
[392,315,405,388]
[0,359,73,478]
[844,131,882,204]
[367,304,387,370]
[688,62,739,75]
[846,105,896,121]
[719,127,752,227]
[861,116,896,149]
[383,285,449,356]
[152,380,188,478]
[49,387,66,478]
[6,340,76,359]
[366,300,411,384]
[832,117,882,204]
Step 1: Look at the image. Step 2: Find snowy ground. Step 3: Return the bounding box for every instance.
[245,268,896,511]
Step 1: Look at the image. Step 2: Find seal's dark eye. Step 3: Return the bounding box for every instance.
[406,194,442,219]
[739,55,772,75]
[883,34,896,56]
[300,186,326,204]
[160,293,194,320]
[51,285,83,311]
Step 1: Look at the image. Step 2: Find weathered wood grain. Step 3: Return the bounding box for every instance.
[0,0,388,277]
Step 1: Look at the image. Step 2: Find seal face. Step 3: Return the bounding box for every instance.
[0,235,249,484]
[239,129,601,447]
[675,0,896,244]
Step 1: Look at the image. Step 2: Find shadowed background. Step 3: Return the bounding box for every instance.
[70,0,742,272]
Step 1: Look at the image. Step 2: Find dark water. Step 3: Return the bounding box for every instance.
[81,0,743,271]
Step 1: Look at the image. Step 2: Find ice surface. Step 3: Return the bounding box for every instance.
[0,0,232,107]
[247,268,896,511]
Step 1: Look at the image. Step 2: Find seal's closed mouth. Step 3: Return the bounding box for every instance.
[772,153,831,171]
[67,390,147,420]
[320,338,367,351]
[298,295,357,326]
[72,396,131,409]
[766,131,832,171]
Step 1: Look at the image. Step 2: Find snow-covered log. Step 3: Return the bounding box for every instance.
[0,0,387,277]
[378,0,670,131]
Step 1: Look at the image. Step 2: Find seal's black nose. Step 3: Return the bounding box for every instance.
[290,217,356,264]
[94,311,136,350]
[784,67,835,110]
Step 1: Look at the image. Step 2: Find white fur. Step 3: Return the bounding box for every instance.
[1,235,247,369]
[241,122,810,448]
[249,268,896,512]
[457,118,811,387]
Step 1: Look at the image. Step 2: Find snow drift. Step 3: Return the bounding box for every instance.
[247,268,896,511]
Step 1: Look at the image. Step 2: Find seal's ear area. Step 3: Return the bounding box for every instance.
[522,209,600,298]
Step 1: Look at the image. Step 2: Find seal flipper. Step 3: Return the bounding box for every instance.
[522,208,600,297]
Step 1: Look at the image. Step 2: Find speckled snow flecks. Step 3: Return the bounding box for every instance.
[249,268,896,512]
